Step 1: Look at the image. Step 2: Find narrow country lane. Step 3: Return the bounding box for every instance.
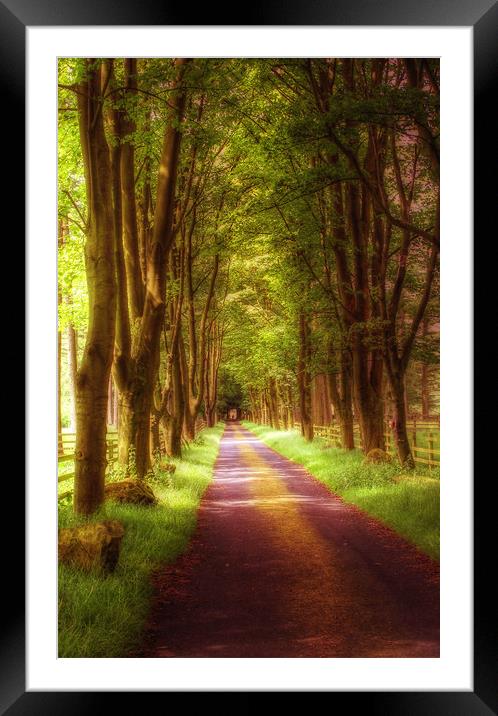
[138,422,439,658]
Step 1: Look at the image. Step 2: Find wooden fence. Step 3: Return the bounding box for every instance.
[58,418,208,500]
[292,421,440,468]
[58,431,119,486]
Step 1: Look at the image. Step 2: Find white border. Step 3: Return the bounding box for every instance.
[27,27,472,691]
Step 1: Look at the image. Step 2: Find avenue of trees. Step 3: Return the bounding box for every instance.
[58,57,439,514]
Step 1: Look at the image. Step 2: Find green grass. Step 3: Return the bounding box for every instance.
[58,423,224,658]
[412,428,440,450]
[242,421,439,561]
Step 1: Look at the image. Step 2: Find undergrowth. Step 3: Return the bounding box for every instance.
[58,423,224,658]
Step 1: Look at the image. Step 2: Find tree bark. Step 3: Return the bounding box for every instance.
[389,373,413,467]
[162,345,185,457]
[73,60,117,515]
[421,364,430,420]
[58,329,63,454]
[297,312,314,441]
[286,385,294,429]
[121,58,145,322]
[58,221,64,455]
[327,357,355,450]
[184,243,219,439]
[111,58,190,477]
[150,404,162,458]
[205,320,223,428]
[267,377,281,430]
[421,317,431,419]
[68,325,78,430]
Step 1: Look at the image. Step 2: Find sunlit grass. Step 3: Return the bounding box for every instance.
[58,423,224,658]
[242,422,439,561]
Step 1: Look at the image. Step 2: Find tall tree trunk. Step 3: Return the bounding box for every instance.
[389,372,413,467]
[352,343,385,453]
[286,385,294,429]
[267,378,280,430]
[57,219,65,454]
[348,174,385,454]
[326,340,355,450]
[421,317,431,419]
[185,246,220,438]
[68,325,78,430]
[58,329,63,455]
[279,382,289,430]
[107,375,113,426]
[262,390,272,427]
[297,312,313,441]
[163,347,185,457]
[327,368,355,450]
[382,234,438,467]
[150,403,162,459]
[114,58,190,477]
[421,364,430,420]
[121,58,144,322]
[205,320,222,428]
[73,60,117,515]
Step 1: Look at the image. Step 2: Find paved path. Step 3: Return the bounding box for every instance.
[139,422,439,657]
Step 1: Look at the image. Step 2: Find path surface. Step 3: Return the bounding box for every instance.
[139,422,439,657]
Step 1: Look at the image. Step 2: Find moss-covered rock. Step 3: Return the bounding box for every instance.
[364,448,392,465]
[59,520,125,574]
[104,478,157,506]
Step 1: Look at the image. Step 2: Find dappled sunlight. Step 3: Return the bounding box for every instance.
[222,437,261,446]
[203,493,345,511]
[243,423,440,560]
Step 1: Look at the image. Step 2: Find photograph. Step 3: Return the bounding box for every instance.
[10,6,489,705]
[57,56,441,659]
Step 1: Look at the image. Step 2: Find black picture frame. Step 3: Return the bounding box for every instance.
[8,0,492,711]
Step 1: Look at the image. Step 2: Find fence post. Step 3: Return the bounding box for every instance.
[428,432,434,466]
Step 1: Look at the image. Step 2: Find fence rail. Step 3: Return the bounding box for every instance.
[58,418,208,500]
[292,422,439,467]
[58,432,118,485]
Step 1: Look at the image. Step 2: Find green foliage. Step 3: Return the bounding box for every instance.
[126,445,138,479]
[106,461,128,484]
[58,57,439,422]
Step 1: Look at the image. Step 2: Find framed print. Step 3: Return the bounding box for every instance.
[5,0,493,710]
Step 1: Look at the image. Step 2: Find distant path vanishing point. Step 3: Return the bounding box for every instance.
[138,422,439,657]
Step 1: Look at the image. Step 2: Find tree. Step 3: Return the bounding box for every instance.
[73,59,117,515]
[108,58,190,477]
[58,56,440,492]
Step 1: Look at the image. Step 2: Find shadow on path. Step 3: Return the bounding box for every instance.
[137,422,439,657]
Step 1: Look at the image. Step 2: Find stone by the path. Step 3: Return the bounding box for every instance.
[364,448,392,464]
[105,478,157,505]
[58,520,125,574]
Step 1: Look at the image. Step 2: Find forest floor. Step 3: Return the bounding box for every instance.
[137,421,439,658]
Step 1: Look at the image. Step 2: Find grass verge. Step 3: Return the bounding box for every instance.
[242,421,439,561]
[58,423,224,657]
